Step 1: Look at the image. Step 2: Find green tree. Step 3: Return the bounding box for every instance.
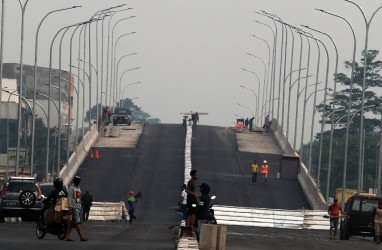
[304,50,382,199]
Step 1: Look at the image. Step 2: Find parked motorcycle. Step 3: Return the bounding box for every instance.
[35,209,67,240]
[208,195,217,224]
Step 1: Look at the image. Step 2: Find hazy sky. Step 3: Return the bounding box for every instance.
[3,0,382,146]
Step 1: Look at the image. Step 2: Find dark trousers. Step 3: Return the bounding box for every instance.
[129,210,136,224]
[252,173,258,183]
[82,206,91,222]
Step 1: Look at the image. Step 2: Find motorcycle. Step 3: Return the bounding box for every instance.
[207,195,217,224]
[35,207,68,240]
[191,195,217,225]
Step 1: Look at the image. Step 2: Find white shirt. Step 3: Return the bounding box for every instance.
[181,190,187,205]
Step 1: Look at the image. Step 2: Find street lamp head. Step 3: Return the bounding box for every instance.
[315,8,325,12]
[72,6,82,9]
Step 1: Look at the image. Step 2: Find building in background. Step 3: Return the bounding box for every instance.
[0,63,74,179]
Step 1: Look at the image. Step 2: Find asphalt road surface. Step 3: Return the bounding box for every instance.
[0,124,379,249]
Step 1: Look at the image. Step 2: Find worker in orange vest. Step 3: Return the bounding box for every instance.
[261,160,269,183]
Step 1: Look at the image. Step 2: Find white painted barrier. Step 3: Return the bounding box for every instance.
[88,201,128,221]
[213,205,329,230]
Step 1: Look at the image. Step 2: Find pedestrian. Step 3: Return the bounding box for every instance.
[328,198,346,240]
[107,108,112,123]
[251,160,259,183]
[127,191,142,224]
[81,190,93,222]
[196,183,211,237]
[178,184,188,220]
[373,201,382,244]
[185,169,198,230]
[263,115,270,132]
[248,117,254,131]
[244,118,249,129]
[261,160,269,183]
[64,176,88,242]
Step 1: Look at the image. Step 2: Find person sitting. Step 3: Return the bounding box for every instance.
[41,178,67,226]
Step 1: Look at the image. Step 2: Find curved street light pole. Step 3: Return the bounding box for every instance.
[251,35,272,116]
[3,89,19,179]
[105,8,133,107]
[256,12,284,126]
[296,30,320,170]
[121,81,141,107]
[301,30,330,191]
[316,8,358,210]
[112,32,136,105]
[116,52,138,105]
[46,23,77,181]
[15,0,30,175]
[241,68,261,123]
[247,53,268,122]
[239,84,258,122]
[304,25,339,203]
[254,20,278,119]
[292,30,305,148]
[70,65,91,130]
[118,67,140,106]
[344,0,382,194]
[31,6,81,178]
[237,103,255,120]
[287,74,312,143]
[71,73,85,140]
[37,92,59,179]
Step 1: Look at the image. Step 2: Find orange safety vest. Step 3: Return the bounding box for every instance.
[261,164,269,174]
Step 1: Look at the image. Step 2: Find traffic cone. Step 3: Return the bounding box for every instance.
[95,149,99,159]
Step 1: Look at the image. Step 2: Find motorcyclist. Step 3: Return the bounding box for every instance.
[43,178,67,206]
[41,178,67,226]
[196,183,211,237]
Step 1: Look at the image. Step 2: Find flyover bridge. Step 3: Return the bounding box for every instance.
[50,123,338,249]
[62,122,326,221]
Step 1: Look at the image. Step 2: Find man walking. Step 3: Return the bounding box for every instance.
[81,190,93,222]
[251,160,259,183]
[64,176,88,242]
[373,201,382,244]
[261,160,269,183]
[328,198,346,240]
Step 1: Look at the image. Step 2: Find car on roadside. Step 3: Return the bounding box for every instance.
[0,177,43,222]
[340,195,382,240]
[112,107,132,126]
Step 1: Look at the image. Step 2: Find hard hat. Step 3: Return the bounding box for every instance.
[129,191,134,196]
[264,160,267,164]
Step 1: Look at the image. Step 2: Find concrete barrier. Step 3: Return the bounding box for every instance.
[88,201,128,221]
[60,124,99,186]
[213,205,329,230]
[297,163,327,210]
[270,119,327,209]
[199,224,227,250]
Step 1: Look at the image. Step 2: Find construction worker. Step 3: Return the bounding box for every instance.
[261,160,269,183]
[251,160,259,183]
